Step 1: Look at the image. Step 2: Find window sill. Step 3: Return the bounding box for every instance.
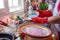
[9,6,24,12]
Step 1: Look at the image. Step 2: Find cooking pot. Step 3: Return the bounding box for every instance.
[19,23,52,40]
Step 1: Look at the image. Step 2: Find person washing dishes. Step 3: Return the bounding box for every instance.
[23,0,52,28]
[24,0,60,24]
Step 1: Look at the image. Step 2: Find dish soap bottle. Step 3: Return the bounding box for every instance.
[28,2,33,15]
[17,16,23,24]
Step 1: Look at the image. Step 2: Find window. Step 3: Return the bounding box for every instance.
[8,0,24,12]
[0,0,4,9]
[8,0,18,7]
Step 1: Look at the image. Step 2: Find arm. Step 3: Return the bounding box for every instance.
[30,16,60,24]
[48,16,60,24]
[48,10,60,24]
[31,10,60,24]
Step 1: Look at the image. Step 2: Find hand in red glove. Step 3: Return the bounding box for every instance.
[30,17,48,24]
[37,10,52,17]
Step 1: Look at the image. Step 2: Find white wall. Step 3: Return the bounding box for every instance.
[0,0,9,14]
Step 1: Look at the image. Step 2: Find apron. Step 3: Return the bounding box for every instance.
[51,0,60,40]
[53,0,60,32]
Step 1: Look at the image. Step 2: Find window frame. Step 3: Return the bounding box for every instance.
[8,0,24,12]
[0,0,5,9]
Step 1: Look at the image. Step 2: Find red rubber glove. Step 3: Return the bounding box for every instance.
[37,10,44,14]
[37,10,52,17]
[30,17,48,24]
[0,20,8,26]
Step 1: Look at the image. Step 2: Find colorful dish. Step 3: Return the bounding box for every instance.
[20,24,52,37]
[27,13,38,18]
[26,11,39,19]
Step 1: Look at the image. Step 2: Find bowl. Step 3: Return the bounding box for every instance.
[26,11,39,19]
[0,33,14,40]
